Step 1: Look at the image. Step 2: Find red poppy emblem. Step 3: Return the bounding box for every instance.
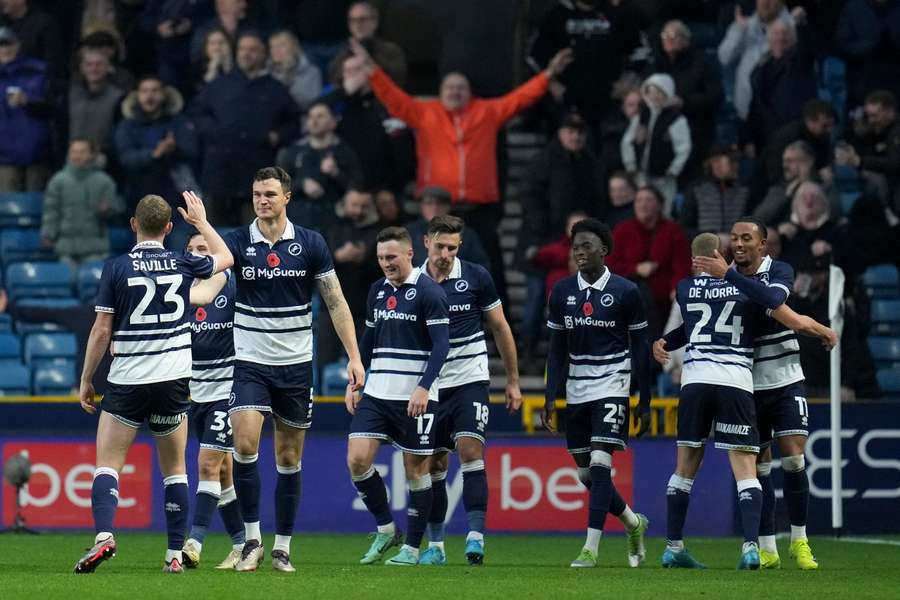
[386,296,397,310]
[267,253,280,268]
[196,307,207,321]
[582,302,594,316]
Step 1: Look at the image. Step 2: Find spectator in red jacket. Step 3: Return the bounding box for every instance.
[531,210,587,299]
[349,38,572,305]
[606,184,690,338]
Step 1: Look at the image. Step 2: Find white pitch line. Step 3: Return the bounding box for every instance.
[836,537,900,547]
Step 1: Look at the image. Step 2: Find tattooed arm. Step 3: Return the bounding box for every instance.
[317,272,365,389]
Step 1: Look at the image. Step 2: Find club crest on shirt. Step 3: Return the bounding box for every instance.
[214,295,228,309]
[267,253,280,268]
[386,295,397,310]
[288,242,302,256]
[455,280,469,292]
[600,293,614,307]
[405,288,417,301]
[759,272,770,285]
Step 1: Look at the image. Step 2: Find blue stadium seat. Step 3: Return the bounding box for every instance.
[871,299,900,335]
[32,363,76,395]
[109,226,134,255]
[863,264,899,299]
[657,372,678,397]
[818,57,848,131]
[0,229,55,265]
[0,363,30,395]
[14,320,66,335]
[5,261,73,301]
[0,192,43,228]
[0,332,21,364]
[24,332,77,369]
[834,164,860,194]
[321,361,349,395]
[77,260,106,302]
[0,313,11,332]
[877,368,900,398]
[868,337,900,368]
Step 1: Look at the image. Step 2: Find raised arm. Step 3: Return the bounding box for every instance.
[178,191,233,273]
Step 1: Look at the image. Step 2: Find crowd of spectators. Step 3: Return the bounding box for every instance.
[0,0,897,398]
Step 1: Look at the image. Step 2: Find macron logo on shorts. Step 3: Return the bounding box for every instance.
[165,502,182,512]
[715,422,751,436]
[149,414,184,425]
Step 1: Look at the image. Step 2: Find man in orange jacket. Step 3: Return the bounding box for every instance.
[348,39,573,304]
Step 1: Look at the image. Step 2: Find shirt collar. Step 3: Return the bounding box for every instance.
[385,267,422,290]
[420,258,461,280]
[249,218,296,246]
[754,255,773,275]
[577,268,610,292]
[131,241,164,251]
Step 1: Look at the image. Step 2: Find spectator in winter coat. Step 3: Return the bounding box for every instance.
[353,38,573,306]
[603,171,637,229]
[620,73,692,215]
[114,75,199,209]
[764,98,836,185]
[519,112,603,258]
[321,52,415,192]
[0,0,64,86]
[649,19,724,179]
[836,0,900,110]
[268,30,322,111]
[192,31,299,225]
[328,1,407,87]
[718,0,794,120]
[276,101,361,231]
[0,26,50,192]
[755,140,840,226]
[40,139,122,267]
[747,15,817,152]
[606,185,691,338]
[67,47,125,160]
[680,145,750,243]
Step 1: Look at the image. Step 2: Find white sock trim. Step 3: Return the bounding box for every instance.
[274,534,291,553]
[431,470,448,482]
[94,467,119,480]
[585,527,603,553]
[736,478,762,493]
[351,465,376,482]
[667,474,693,494]
[782,455,805,472]
[276,462,301,475]
[759,534,777,553]
[219,486,237,505]
[245,521,261,541]
[757,462,772,477]
[163,474,188,486]
[590,450,612,469]
[197,480,221,497]
[408,473,432,491]
[790,525,807,541]
[232,452,258,464]
[460,460,485,473]
[377,522,396,534]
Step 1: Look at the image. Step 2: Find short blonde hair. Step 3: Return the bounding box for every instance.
[135,195,171,236]
[691,232,720,258]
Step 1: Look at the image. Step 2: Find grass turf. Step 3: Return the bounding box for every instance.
[2,533,899,599]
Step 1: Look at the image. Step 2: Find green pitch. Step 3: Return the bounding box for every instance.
[3,533,900,599]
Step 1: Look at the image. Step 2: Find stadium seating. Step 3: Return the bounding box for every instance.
[871,299,900,335]
[14,320,66,335]
[877,368,900,399]
[0,314,11,332]
[863,264,899,299]
[0,192,43,228]
[5,262,73,301]
[77,260,106,302]
[321,361,349,395]
[24,333,77,370]
[32,364,76,395]
[840,192,858,215]
[0,363,30,395]
[109,226,134,255]
[868,337,900,369]
[0,229,55,265]
[0,332,21,364]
